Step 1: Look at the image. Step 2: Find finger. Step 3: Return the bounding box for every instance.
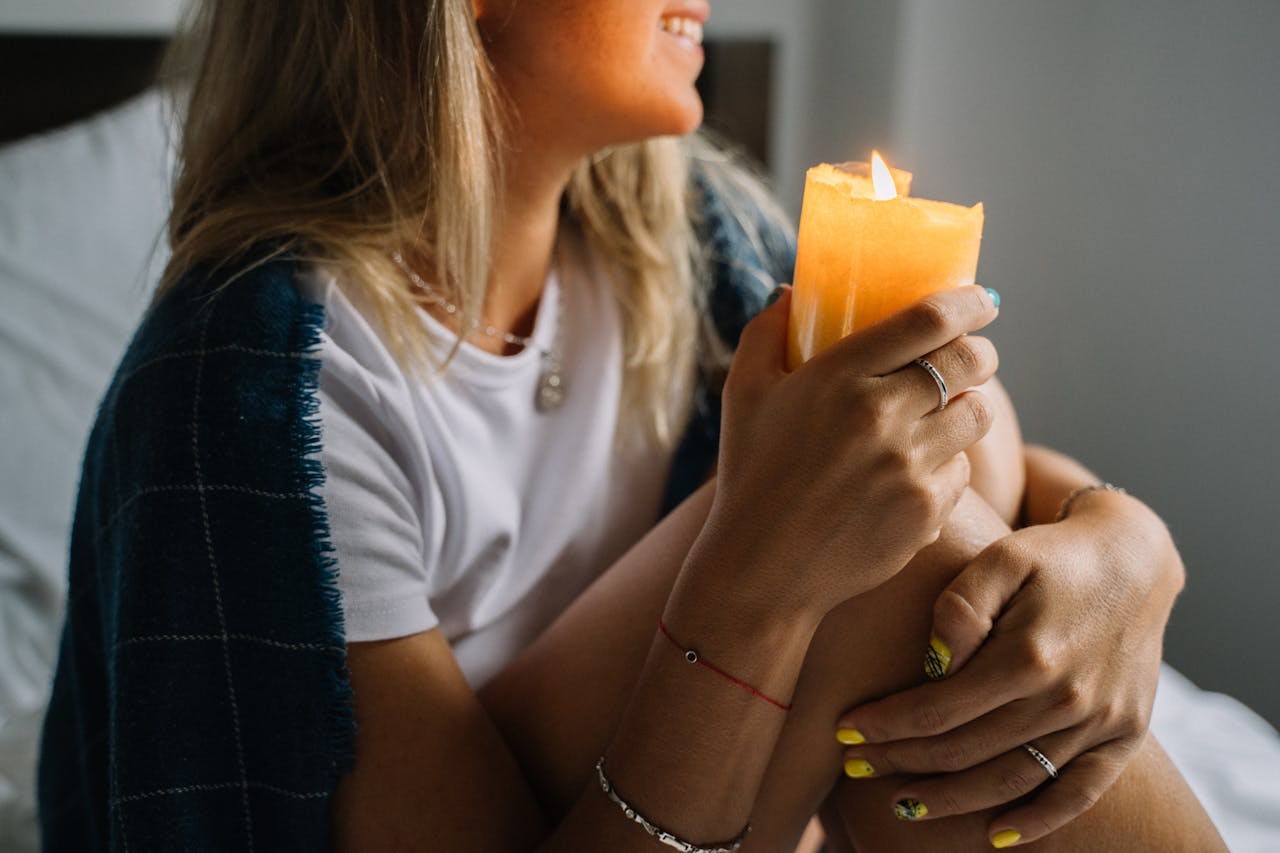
[932,452,972,522]
[841,699,1072,778]
[814,285,999,377]
[889,335,1000,417]
[885,730,1085,820]
[924,538,1038,679]
[731,284,793,380]
[985,740,1133,848]
[915,390,995,471]
[836,624,1042,744]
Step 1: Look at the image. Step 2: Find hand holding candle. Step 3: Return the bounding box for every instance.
[786,152,985,370]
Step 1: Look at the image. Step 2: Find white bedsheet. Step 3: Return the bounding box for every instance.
[1152,664,1280,851]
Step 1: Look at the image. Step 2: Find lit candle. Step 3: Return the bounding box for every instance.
[786,152,984,369]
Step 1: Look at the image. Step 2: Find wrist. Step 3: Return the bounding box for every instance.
[1062,488,1185,599]
[677,508,829,627]
[662,533,822,693]
[1053,482,1128,522]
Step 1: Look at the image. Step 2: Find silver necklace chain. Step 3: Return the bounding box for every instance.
[390,251,539,349]
[389,250,568,411]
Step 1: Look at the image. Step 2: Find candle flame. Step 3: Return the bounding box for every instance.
[870,151,897,200]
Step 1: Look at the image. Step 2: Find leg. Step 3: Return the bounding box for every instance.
[481,483,1222,850]
[778,494,1218,845]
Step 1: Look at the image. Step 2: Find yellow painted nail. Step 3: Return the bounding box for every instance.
[836,727,866,745]
[924,635,953,680]
[843,759,875,778]
[894,799,928,821]
[991,829,1021,848]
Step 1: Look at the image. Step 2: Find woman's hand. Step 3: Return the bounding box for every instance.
[691,284,1001,619]
[835,488,1184,846]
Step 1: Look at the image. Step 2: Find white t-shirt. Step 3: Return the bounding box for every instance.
[297,233,675,687]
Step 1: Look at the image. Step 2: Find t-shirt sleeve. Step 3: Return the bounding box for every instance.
[316,342,439,642]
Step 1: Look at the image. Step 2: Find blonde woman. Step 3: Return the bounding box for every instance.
[39,1,1224,851]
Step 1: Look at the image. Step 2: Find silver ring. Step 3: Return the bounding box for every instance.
[1021,743,1059,779]
[913,358,949,412]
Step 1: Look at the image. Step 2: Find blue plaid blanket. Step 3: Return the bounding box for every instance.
[38,176,794,851]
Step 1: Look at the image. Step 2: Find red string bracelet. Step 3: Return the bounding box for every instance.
[657,619,792,711]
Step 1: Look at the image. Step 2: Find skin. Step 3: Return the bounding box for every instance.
[330,1,1227,849]
[465,0,708,346]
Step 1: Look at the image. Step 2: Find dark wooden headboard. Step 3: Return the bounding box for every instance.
[0,35,167,144]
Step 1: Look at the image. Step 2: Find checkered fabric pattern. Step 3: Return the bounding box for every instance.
[38,256,354,852]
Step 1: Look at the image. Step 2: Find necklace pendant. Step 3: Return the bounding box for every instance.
[536,359,566,412]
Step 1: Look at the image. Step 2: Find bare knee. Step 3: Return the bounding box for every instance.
[745,489,1012,847]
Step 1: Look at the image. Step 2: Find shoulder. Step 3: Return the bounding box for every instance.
[691,157,796,280]
[88,251,327,503]
[123,252,320,377]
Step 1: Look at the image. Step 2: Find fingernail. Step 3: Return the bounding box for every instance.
[894,799,928,821]
[765,286,785,306]
[843,758,875,778]
[924,636,952,680]
[836,727,866,745]
[991,829,1021,848]
[985,287,1001,309]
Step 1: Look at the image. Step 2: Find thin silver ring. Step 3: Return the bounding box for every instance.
[1021,743,1059,779]
[913,358,949,412]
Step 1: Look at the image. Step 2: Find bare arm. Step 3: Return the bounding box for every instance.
[964,377,1024,526]
[331,632,548,851]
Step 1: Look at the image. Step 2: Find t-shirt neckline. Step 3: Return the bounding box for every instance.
[415,265,564,388]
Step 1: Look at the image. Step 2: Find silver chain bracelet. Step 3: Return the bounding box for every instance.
[1055,482,1128,522]
[594,758,750,853]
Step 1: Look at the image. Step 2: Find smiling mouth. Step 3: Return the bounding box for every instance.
[659,16,704,47]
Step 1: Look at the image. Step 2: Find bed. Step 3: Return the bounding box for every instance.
[2,31,1279,853]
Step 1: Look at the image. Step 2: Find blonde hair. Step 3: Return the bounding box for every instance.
[160,0,787,447]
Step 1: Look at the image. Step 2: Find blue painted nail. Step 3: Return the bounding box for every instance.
[766,286,785,307]
[985,287,1001,309]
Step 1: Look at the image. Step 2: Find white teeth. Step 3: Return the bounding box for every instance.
[659,16,703,46]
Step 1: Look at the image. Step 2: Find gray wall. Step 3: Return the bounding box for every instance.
[716,0,1280,724]
[891,0,1280,727]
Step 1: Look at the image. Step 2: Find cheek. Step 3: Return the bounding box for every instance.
[563,27,704,137]
[486,6,703,144]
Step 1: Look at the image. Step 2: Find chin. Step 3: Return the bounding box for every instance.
[668,95,705,136]
[622,90,706,144]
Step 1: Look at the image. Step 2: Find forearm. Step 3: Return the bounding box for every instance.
[538,489,823,850]
[545,610,817,851]
[1020,443,1104,525]
[963,377,1025,526]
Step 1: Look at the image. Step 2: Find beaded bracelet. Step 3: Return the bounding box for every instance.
[1054,482,1128,522]
[595,758,750,853]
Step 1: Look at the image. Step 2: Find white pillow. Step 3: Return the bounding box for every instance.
[0,90,173,851]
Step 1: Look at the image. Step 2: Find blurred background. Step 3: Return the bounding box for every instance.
[1,7,1277,847]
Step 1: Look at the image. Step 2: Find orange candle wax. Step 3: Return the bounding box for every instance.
[786,154,984,370]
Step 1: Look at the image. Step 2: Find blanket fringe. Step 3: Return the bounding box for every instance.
[294,296,357,778]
